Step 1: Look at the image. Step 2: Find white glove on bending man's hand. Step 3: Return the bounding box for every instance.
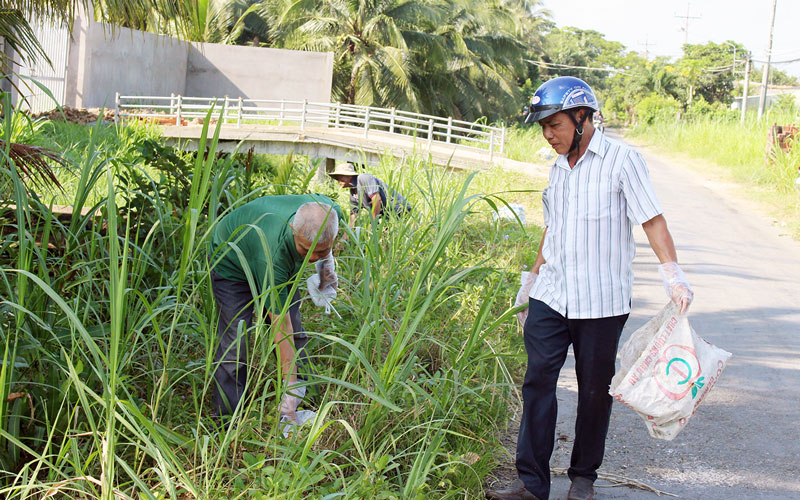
[280,392,300,424]
[658,262,693,314]
[515,271,537,326]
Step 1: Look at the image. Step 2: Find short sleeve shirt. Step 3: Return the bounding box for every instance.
[210,194,343,312]
[350,174,410,214]
[530,132,663,319]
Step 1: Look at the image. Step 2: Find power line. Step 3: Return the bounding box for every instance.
[751,56,800,64]
[704,65,735,73]
[527,55,788,78]
[525,59,631,74]
[529,59,748,76]
[703,64,735,71]
[769,47,800,57]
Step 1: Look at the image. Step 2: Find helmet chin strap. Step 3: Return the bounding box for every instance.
[567,110,589,154]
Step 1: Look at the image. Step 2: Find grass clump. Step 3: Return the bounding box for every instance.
[0,100,546,498]
[502,124,551,163]
[628,111,800,238]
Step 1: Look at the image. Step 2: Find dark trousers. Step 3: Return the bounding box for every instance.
[517,299,628,500]
[210,270,312,416]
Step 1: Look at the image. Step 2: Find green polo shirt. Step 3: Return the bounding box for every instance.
[209,194,343,312]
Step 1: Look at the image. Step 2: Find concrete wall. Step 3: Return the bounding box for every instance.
[65,17,188,108]
[731,89,800,111]
[185,44,333,103]
[61,16,333,109]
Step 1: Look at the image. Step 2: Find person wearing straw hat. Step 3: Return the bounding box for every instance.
[328,163,411,227]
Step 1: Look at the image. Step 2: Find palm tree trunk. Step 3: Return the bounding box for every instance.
[347,71,357,105]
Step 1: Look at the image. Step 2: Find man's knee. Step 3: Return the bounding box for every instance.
[522,356,563,391]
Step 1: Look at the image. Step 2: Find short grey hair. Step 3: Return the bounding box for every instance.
[294,202,339,243]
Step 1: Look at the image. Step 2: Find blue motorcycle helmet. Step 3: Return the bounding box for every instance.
[525,76,600,153]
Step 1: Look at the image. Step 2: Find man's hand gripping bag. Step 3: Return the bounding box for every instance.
[609,302,731,440]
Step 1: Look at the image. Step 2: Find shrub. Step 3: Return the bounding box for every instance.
[685,96,735,122]
[634,93,682,125]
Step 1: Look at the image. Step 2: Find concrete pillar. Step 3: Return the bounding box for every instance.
[316,157,336,183]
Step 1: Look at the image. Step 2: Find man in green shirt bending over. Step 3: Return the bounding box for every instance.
[209,194,344,421]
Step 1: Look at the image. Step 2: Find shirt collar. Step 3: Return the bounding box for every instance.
[554,129,606,170]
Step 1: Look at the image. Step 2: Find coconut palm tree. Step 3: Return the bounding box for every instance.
[271,0,441,110]
[135,0,265,43]
[228,0,273,46]
[412,0,526,121]
[269,0,532,120]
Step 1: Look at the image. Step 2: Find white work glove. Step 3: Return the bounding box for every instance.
[315,252,338,290]
[280,392,300,424]
[658,262,693,315]
[280,383,307,422]
[307,274,337,314]
[515,271,537,326]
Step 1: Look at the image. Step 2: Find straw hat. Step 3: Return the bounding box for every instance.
[328,162,358,177]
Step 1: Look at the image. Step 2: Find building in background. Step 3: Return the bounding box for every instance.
[731,84,800,112]
[2,12,334,114]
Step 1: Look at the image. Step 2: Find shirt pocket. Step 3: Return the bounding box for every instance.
[577,180,615,222]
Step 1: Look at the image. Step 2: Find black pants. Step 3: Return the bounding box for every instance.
[210,270,313,416]
[517,299,628,500]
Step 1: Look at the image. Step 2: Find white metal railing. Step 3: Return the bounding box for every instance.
[115,94,506,159]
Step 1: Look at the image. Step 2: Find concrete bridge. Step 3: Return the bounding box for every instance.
[116,95,515,172]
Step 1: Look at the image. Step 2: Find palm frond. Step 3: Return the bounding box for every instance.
[0,8,50,66]
[0,140,67,193]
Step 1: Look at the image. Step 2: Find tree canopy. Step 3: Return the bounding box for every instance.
[3,0,798,123]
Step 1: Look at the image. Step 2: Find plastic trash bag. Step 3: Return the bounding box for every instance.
[492,204,526,225]
[609,302,731,440]
[307,274,337,314]
[280,410,317,438]
[515,270,537,326]
[537,146,555,161]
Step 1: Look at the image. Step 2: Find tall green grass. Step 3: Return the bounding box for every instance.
[502,124,550,163]
[629,112,800,238]
[630,114,800,191]
[0,101,545,497]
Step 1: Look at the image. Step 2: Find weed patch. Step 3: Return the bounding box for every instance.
[0,107,547,497]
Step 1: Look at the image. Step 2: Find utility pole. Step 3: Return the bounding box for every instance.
[638,38,655,60]
[722,41,738,81]
[675,3,701,46]
[758,0,778,120]
[741,52,751,123]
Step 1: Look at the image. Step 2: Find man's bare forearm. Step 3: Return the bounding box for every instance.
[371,193,382,218]
[532,227,547,274]
[642,214,678,263]
[270,312,297,385]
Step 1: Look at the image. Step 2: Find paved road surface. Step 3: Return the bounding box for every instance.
[493,132,800,499]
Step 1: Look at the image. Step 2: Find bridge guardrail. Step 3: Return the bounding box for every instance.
[115,94,506,159]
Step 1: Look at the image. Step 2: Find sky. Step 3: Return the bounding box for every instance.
[542,0,800,79]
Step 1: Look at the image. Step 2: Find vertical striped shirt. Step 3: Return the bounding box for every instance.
[529,131,662,319]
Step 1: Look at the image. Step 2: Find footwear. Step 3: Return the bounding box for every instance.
[567,476,594,500]
[485,479,541,500]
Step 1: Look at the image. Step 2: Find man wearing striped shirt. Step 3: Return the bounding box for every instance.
[487,77,693,500]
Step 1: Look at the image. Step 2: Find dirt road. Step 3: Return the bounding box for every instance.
[492,133,800,499]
